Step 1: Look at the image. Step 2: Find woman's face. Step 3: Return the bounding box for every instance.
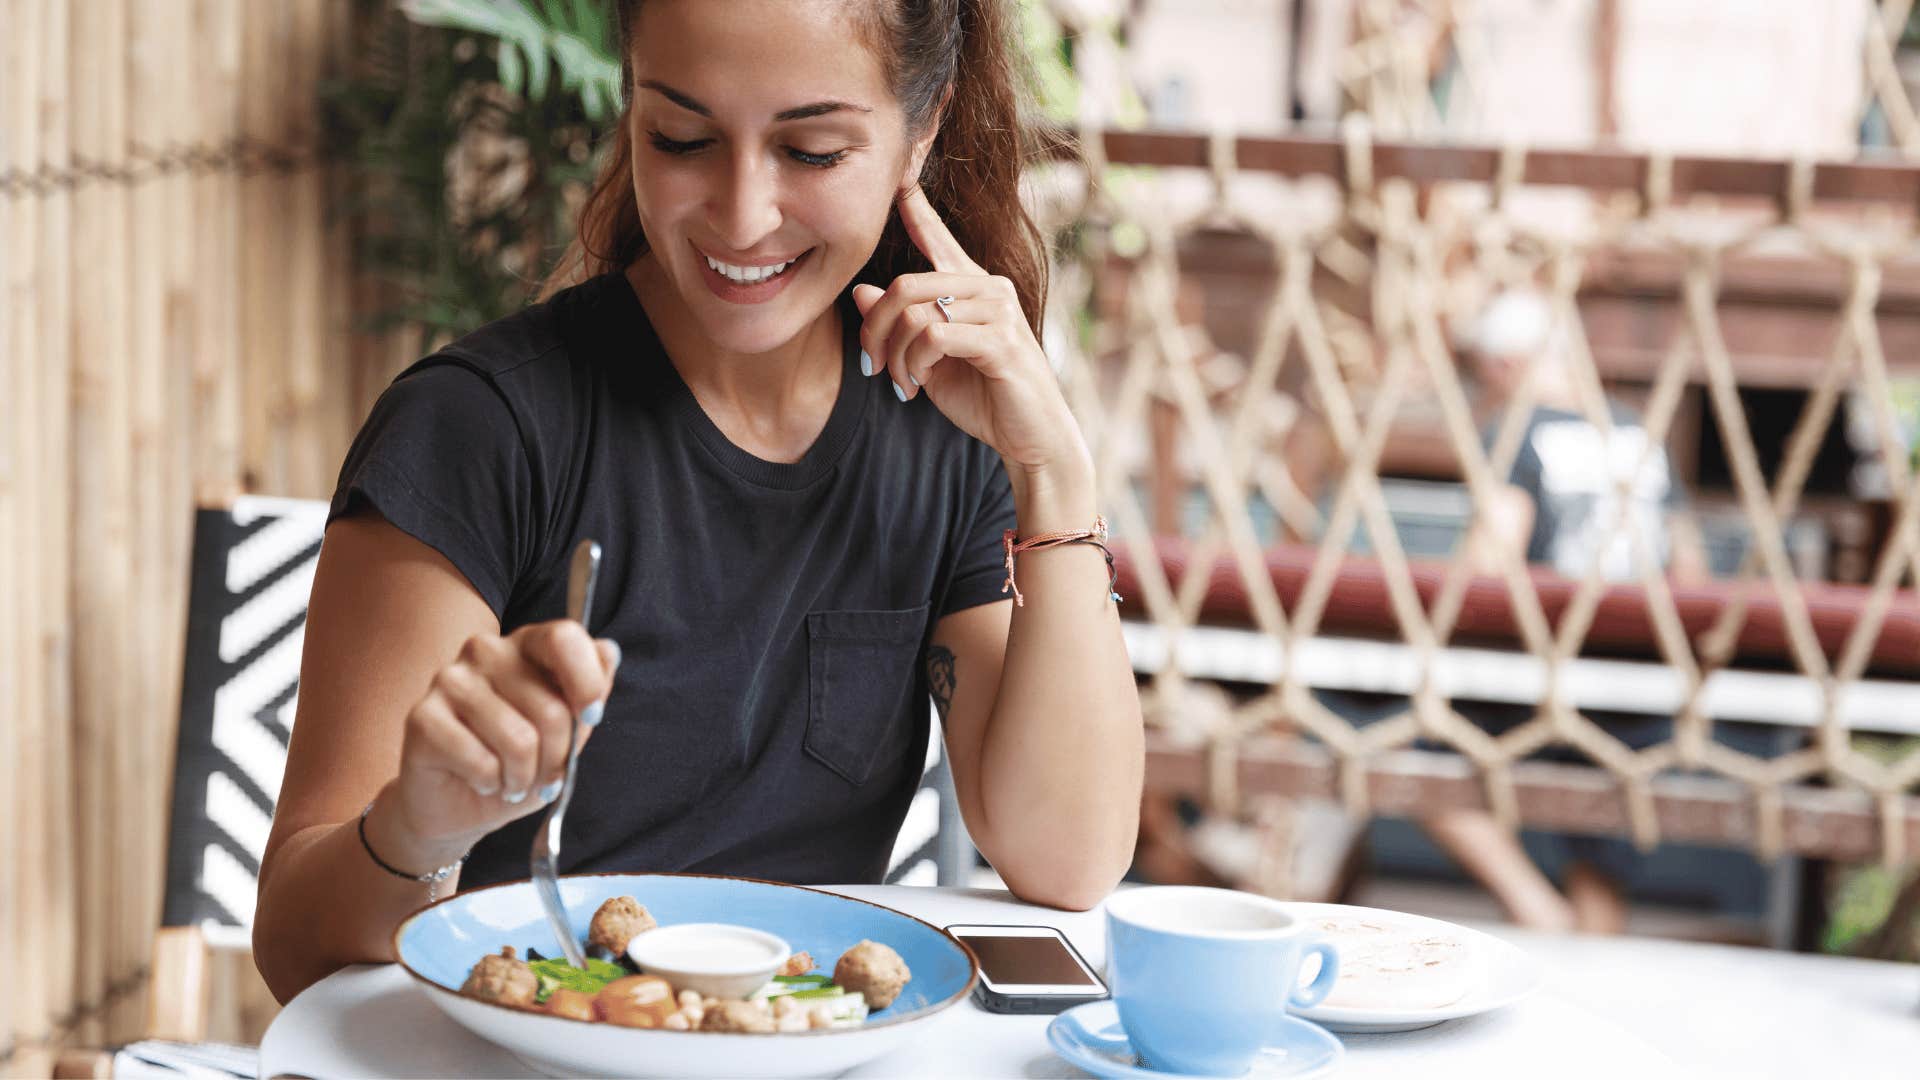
[627,0,928,356]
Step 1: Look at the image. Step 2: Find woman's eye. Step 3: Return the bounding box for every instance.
[647,132,711,155]
[646,131,846,170]
[787,148,848,169]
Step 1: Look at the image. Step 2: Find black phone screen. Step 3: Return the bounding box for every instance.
[958,933,1100,987]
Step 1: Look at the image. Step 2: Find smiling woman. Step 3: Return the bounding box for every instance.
[541,0,1049,347]
[252,0,1142,1007]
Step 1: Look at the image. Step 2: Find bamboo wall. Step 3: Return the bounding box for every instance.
[2,1,406,1070]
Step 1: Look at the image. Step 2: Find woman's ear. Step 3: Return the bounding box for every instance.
[898,83,955,195]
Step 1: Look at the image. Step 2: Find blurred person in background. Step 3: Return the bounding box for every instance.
[1428,288,1727,934]
[1462,288,1711,585]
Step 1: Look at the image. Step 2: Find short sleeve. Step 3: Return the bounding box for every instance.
[939,445,1018,616]
[327,359,538,621]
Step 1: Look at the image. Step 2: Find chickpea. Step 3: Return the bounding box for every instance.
[543,987,597,1022]
[595,974,677,1029]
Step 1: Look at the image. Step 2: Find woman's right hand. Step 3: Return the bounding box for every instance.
[371,620,621,869]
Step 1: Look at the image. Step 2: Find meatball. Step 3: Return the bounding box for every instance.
[588,896,658,957]
[461,946,538,1009]
[543,987,598,1022]
[700,999,775,1034]
[778,951,816,978]
[834,940,911,1010]
[596,974,677,1029]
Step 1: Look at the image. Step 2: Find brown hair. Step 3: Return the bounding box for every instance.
[537,0,1048,337]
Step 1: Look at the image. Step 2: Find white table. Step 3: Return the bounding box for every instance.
[1481,923,1920,1079]
[254,885,1902,1079]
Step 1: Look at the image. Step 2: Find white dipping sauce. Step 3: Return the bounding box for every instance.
[627,923,792,1000]
[641,932,777,969]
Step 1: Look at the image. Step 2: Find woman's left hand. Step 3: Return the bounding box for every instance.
[851,186,1088,480]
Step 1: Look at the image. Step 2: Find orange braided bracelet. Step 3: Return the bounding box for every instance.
[1000,514,1123,607]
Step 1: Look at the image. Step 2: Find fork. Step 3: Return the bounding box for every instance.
[531,538,602,969]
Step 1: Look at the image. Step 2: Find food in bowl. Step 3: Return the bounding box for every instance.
[457,894,912,1033]
[833,940,911,1010]
[461,946,540,1008]
[589,895,659,957]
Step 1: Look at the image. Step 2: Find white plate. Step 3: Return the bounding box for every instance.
[1277,902,1542,1034]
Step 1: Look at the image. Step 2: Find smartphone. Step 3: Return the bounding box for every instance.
[944,923,1109,1014]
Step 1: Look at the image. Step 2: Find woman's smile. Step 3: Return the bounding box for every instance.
[693,240,816,305]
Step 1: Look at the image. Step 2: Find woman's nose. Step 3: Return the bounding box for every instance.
[708,152,783,253]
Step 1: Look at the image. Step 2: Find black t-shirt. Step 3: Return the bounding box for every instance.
[326,270,1016,890]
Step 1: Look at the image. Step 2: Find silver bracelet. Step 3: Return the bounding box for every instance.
[358,799,466,902]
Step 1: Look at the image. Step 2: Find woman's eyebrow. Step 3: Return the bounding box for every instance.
[637,79,872,122]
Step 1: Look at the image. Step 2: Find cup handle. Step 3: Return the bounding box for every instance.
[1290,942,1340,1010]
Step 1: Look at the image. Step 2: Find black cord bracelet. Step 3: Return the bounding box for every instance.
[1067,537,1124,603]
[358,799,465,902]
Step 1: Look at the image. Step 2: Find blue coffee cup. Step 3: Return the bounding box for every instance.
[1104,886,1339,1077]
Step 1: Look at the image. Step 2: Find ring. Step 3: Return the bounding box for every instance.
[934,295,956,322]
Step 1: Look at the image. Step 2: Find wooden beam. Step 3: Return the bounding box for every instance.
[1045,127,1920,208]
[1143,730,1920,862]
[1595,0,1621,141]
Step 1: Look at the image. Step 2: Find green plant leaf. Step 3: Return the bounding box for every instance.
[402,0,619,111]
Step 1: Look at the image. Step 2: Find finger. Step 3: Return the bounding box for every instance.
[597,637,623,686]
[856,272,985,386]
[519,620,611,713]
[409,691,504,798]
[484,653,578,792]
[883,292,1001,395]
[881,300,941,399]
[896,318,965,397]
[899,321,1006,397]
[897,185,983,275]
[435,662,541,801]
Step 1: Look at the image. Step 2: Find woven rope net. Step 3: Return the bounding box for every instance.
[1028,0,1920,885]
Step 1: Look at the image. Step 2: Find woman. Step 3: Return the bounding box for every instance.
[254,0,1143,1003]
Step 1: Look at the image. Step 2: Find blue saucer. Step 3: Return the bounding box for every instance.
[1046,1000,1344,1080]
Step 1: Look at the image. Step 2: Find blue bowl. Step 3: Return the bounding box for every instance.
[393,873,978,1077]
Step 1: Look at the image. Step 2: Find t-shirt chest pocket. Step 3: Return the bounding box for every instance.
[804,605,931,786]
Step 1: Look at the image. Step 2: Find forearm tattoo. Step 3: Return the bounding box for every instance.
[927,644,957,722]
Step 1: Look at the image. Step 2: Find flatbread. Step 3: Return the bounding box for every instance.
[1307,914,1480,1011]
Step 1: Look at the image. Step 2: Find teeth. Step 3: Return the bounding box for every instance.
[705,253,799,284]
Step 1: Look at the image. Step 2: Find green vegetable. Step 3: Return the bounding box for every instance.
[528,956,626,1004]
[828,992,869,1025]
[787,986,845,1001]
[772,974,833,986]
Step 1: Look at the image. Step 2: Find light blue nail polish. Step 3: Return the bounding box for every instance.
[860,349,873,377]
[582,700,605,728]
[608,640,623,670]
[537,779,563,803]
[893,380,908,402]
[503,788,528,805]
[908,372,920,387]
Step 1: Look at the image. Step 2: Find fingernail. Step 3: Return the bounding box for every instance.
[582,700,605,728]
[609,640,623,670]
[472,779,499,798]
[537,779,563,803]
[893,380,908,402]
[908,372,920,387]
[860,349,873,377]
[503,788,528,804]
